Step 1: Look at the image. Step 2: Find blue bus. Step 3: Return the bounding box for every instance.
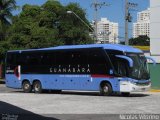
[5,44,155,96]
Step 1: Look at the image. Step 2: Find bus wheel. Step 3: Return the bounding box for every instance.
[22,81,32,93]
[100,82,112,96]
[121,92,130,97]
[33,81,42,93]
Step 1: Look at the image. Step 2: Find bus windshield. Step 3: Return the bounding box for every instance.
[105,50,150,80]
[126,53,149,80]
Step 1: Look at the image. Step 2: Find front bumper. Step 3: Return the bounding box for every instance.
[120,81,151,93]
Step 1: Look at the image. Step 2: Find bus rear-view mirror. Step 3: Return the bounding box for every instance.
[115,55,133,68]
[145,56,156,66]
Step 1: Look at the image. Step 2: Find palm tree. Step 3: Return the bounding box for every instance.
[0,0,17,41]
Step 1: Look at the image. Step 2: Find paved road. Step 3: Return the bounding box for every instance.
[0,84,160,120]
[0,84,20,93]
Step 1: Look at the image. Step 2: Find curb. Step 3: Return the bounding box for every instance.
[150,89,160,92]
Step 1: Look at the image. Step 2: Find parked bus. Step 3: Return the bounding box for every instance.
[5,44,155,96]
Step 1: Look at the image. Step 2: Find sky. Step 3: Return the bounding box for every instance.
[14,0,150,41]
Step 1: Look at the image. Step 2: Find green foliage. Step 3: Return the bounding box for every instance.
[0,0,93,60]
[58,3,93,44]
[129,35,150,46]
[42,0,64,17]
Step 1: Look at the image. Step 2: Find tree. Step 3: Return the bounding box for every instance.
[6,4,62,50]
[129,35,150,46]
[58,3,93,45]
[0,0,17,41]
[0,1,93,61]
[5,1,93,51]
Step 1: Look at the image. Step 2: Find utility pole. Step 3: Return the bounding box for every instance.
[125,0,138,45]
[125,0,129,45]
[92,0,110,43]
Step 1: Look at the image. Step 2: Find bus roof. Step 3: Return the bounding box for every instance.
[8,44,143,53]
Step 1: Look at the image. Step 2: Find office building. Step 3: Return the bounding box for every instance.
[133,8,150,38]
[96,18,119,44]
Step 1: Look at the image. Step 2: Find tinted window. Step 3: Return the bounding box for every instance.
[17,52,41,66]
[9,51,56,66]
[70,50,88,65]
[6,52,18,65]
[88,49,106,64]
[55,50,88,65]
[40,52,55,65]
[6,48,113,75]
[87,49,112,74]
[55,51,71,65]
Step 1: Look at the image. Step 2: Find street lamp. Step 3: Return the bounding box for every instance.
[66,11,94,32]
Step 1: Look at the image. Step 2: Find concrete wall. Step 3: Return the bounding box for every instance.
[150,0,160,89]
[149,64,160,89]
[150,0,160,56]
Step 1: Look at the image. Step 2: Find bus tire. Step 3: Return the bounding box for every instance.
[33,81,42,93]
[22,81,32,93]
[100,82,112,96]
[121,92,130,97]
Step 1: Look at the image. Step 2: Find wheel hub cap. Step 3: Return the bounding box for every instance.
[104,86,109,93]
[24,84,29,89]
[35,84,39,91]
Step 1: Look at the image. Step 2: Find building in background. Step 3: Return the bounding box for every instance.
[96,18,119,44]
[133,8,150,38]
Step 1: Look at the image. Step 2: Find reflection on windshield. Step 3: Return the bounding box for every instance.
[107,51,149,80]
[127,53,149,80]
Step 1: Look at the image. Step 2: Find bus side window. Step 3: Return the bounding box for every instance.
[70,50,88,65]
[55,50,88,74]
[40,52,55,66]
[6,53,14,65]
[6,52,28,67]
[7,53,20,66]
[55,51,71,65]
[21,52,41,66]
[17,54,25,65]
[87,49,111,74]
